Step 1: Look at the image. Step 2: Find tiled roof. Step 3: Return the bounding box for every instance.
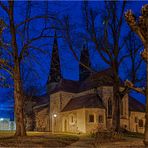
[49,79,80,94]
[129,96,145,112]
[79,68,114,91]
[32,94,50,108]
[50,68,116,94]
[62,94,105,112]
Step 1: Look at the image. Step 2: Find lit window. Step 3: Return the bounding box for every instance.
[89,115,94,123]
[139,120,143,127]
[98,115,103,123]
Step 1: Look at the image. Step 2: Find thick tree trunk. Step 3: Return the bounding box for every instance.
[112,66,121,132]
[112,83,120,132]
[14,63,26,136]
[9,1,26,137]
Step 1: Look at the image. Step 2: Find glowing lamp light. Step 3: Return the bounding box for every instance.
[53,114,57,118]
[0,118,4,121]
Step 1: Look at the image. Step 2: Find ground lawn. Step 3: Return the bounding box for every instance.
[0,131,79,147]
[93,131,145,148]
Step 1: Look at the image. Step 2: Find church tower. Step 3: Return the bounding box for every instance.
[79,44,91,81]
[47,31,61,87]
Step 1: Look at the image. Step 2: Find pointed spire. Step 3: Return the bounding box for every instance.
[47,31,61,83]
[79,44,91,81]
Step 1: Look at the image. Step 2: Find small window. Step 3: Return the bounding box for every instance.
[135,117,138,123]
[89,115,94,123]
[139,120,143,127]
[98,115,103,123]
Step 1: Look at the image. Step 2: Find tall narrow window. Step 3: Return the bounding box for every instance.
[108,98,112,117]
[139,120,143,127]
[121,100,124,115]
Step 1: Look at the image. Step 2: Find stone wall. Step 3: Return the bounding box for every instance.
[60,108,106,134]
[129,111,145,133]
[85,108,106,133]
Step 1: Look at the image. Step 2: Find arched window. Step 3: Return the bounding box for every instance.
[139,120,143,127]
[108,98,112,117]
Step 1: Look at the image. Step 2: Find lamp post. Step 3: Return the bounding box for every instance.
[52,113,57,134]
[125,4,148,147]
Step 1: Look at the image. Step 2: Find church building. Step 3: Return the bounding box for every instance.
[30,32,145,134]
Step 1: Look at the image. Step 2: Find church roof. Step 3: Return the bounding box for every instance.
[79,68,114,91]
[129,96,145,112]
[50,68,115,94]
[62,94,105,112]
[49,79,80,94]
[32,94,50,109]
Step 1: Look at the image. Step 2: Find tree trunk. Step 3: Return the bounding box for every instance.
[14,63,26,136]
[112,66,120,132]
[144,43,148,146]
[8,1,26,137]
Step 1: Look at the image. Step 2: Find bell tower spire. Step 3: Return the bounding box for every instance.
[47,31,61,84]
[79,44,91,81]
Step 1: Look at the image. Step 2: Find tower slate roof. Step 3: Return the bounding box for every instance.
[79,44,91,81]
[47,31,61,84]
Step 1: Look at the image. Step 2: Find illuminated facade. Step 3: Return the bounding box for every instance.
[31,33,145,134]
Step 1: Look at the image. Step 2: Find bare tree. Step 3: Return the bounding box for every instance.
[82,1,128,131]
[125,4,148,146]
[60,1,145,132]
[0,1,55,136]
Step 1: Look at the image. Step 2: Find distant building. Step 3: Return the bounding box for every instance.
[0,110,16,131]
[28,32,145,134]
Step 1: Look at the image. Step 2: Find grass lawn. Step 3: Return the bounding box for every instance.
[93,131,145,148]
[0,131,79,147]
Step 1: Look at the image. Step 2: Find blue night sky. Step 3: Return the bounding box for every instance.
[0,1,147,118]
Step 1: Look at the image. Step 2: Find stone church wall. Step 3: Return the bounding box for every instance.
[60,108,106,134]
[129,111,145,133]
[85,108,106,133]
[50,91,75,132]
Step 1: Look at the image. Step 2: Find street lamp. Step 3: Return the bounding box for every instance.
[53,114,57,118]
[52,113,57,134]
